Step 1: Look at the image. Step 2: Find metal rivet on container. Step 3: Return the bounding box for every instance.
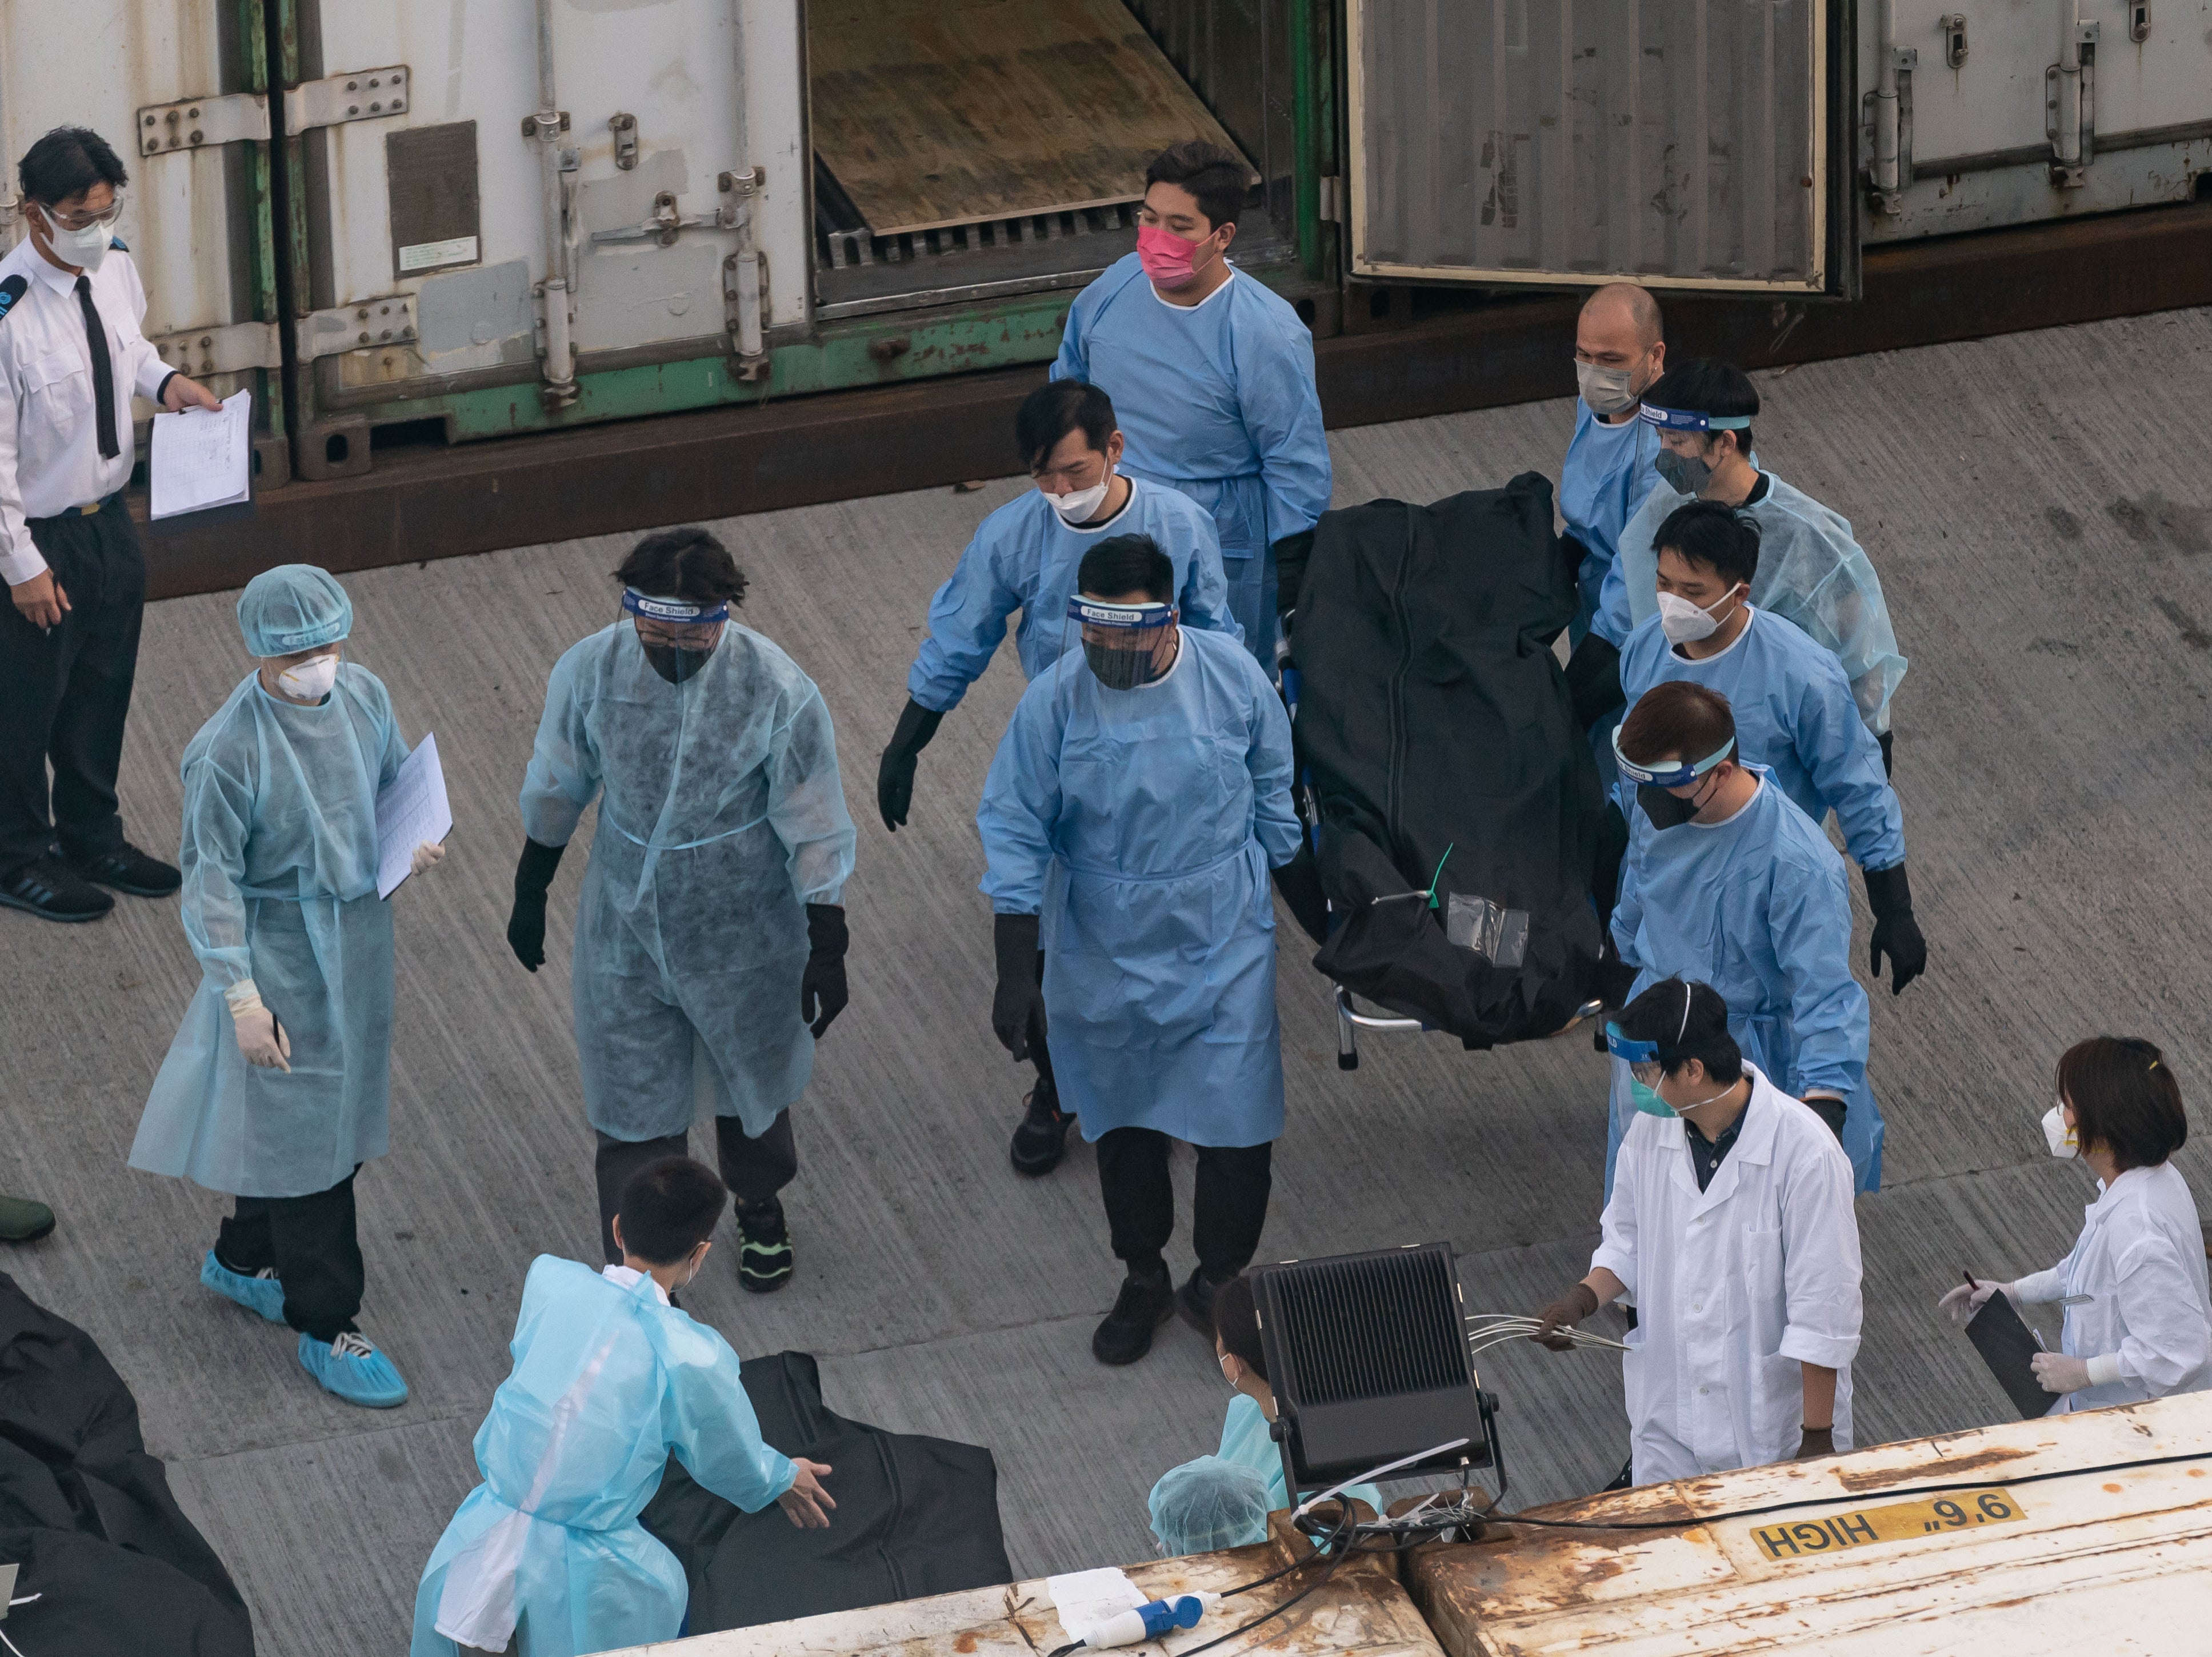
[391,99,404,111]
[190,131,203,144]
[199,335,211,347]
[358,331,371,344]
[369,102,381,113]
[188,108,199,119]
[356,308,370,319]
[346,80,358,91]
[379,330,393,341]
[143,115,155,127]
[347,106,359,117]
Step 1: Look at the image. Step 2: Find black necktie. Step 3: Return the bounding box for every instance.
[74,275,118,459]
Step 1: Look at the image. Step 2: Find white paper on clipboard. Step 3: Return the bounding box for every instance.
[375,733,452,898]
[149,389,253,519]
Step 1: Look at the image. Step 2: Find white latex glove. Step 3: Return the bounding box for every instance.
[1938,1278,2013,1328]
[2033,1351,2094,1394]
[409,840,445,877]
[224,982,291,1072]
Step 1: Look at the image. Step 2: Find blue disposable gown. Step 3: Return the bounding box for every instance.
[130,666,406,1198]
[1561,401,1663,643]
[411,1257,795,1657]
[1053,258,1331,668]
[1618,609,1905,872]
[1150,1393,1384,1553]
[1595,473,1907,734]
[978,629,1301,1145]
[906,477,1242,713]
[519,623,857,1140]
[1608,773,1882,1194]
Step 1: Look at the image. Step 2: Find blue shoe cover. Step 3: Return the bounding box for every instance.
[201,1250,287,1323]
[298,1331,409,1408]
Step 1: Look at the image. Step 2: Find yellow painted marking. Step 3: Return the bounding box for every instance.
[1747,1488,2027,1563]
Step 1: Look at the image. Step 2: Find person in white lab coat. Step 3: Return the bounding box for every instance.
[1531,978,1863,1485]
[1942,1036,2212,1414]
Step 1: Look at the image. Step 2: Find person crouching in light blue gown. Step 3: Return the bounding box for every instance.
[978,535,1311,1367]
[131,565,443,1410]
[1607,682,1883,1198]
[413,1157,833,1657]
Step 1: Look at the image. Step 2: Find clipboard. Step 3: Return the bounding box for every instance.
[1965,1290,2054,1420]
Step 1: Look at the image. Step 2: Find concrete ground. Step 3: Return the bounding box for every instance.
[3,305,2210,1651]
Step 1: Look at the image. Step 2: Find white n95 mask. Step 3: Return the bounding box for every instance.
[277,654,339,702]
[2042,1103,2078,1160]
[1046,475,1111,525]
[42,206,113,273]
[1657,585,1741,646]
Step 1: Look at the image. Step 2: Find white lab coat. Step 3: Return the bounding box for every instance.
[1594,1063,1863,1484]
[2014,1162,2212,1414]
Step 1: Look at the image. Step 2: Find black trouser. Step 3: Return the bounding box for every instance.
[0,499,144,878]
[1096,1127,1273,1284]
[594,1110,797,1264]
[214,1168,363,1343]
[1027,950,1057,1098]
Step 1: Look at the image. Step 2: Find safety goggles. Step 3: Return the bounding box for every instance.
[1070,595,1175,689]
[42,195,126,234]
[1638,402,1753,433]
[1610,729,1735,790]
[623,587,729,647]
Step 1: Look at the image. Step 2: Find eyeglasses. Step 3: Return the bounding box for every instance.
[42,196,126,234]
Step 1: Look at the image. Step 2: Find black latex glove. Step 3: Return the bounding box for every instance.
[1795,1425,1835,1460]
[1804,1095,1849,1142]
[1271,529,1316,622]
[1878,729,1894,779]
[1532,1281,1601,1352]
[990,911,1042,1060]
[876,698,944,833]
[1270,843,1330,945]
[801,903,849,1038]
[506,838,566,971]
[1565,633,1625,734]
[1861,863,1926,996]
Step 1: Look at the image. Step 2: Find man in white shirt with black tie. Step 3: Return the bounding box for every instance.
[0,125,217,939]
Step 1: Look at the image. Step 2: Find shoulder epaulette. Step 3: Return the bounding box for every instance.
[0,274,25,322]
[108,236,127,251]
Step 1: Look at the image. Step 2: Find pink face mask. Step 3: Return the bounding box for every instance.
[1137,222,1209,287]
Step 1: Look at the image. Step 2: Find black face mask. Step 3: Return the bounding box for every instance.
[1638,783,1699,831]
[1083,633,1173,690]
[643,643,712,685]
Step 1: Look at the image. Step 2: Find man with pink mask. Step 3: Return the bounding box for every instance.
[1053,141,1329,676]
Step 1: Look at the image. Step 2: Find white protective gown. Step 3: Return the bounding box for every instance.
[1594,1063,1863,1484]
[2014,1163,2212,1413]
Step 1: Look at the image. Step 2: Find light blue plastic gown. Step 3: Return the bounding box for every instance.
[906,477,1242,713]
[1618,609,1905,872]
[1595,473,1907,734]
[411,1257,796,1657]
[130,665,406,1198]
[978,629,1300,1145]
[1607,771,1882,1195]
[518,622,856,1140]
[1560,401,1663,645]
[1053,257,1331,669]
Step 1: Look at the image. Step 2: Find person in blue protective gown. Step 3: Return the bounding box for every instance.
[1619,499,1927,996]
[1051,139,1330,673]
[1148,1274,1384,1554]
[412,1156,834,1657]
[130,564,443,1409]
[877,379,1241,1179]
[1562,283,1667,646]
[978,534,1311,1366]
[1607,682,1882,1196]
[1592,359,1907,759]
[506,527,856,1294]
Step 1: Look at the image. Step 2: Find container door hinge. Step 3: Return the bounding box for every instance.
[1318,175,1344,225]
[135,94,270,156]
[1862,47,1915,214]
[149,321,282,378]
[2045,21,2099,188]
[295,296,419,361]
[285,68,411,133]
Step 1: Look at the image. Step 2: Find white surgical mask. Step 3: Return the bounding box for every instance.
[1575,359,1638,418]
[276,653,339,702]
[1045,474,1111,525]
[41,205,112,274]
[2042,1103,2079,1160]
[1657,584,1742,646]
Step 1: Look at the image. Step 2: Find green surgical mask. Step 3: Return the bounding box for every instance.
[1631,1078,1678,1118]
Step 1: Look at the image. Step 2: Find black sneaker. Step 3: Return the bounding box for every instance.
[67,842,182,898]
[1009,1079,1073,1176]
[0,858,113,923]
[1091,1268,1174,1366]
[1603,1456,1635,1491]
[1175,1268,1226,1338]
[735,1198,793,1293]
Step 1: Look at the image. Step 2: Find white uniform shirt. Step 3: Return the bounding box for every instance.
[1594,1062,1864,1484]
[0,236,172,585]
[2014,1162,2212,1412]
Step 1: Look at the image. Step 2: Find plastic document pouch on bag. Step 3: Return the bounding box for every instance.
[375,731,452,898]
[1446,892,1530,968]
[149,389,253,522]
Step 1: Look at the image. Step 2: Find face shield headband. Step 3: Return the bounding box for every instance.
[622,589,730,629]
[1637,403,1753,433]
[1611,730,1736,790]
[1069,595,1175,689]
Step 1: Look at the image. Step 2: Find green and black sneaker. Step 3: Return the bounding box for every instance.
[735,1198,793,1294]
[0,1194,55,1243]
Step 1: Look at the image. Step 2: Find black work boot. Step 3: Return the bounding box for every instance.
[0,858,113,923]
[1009,1076,1073,1176]
[1174,1267,1229,1338]
[734,1197,793,1293]
[1091,1266,1174,1365]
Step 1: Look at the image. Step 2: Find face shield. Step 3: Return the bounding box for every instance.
[1640,402,1751,497]
[1069,595,1177,690]
[1613,730,1736,831]
[623,589,729,685]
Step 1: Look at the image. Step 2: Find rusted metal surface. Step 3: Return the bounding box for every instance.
[1407,1391,2212,1656]
[135,201,2212,601]
[602,1511,1446,1657]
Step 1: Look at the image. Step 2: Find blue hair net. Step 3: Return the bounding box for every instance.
[237,564,353,656]
[1147,1455,1271,1557]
